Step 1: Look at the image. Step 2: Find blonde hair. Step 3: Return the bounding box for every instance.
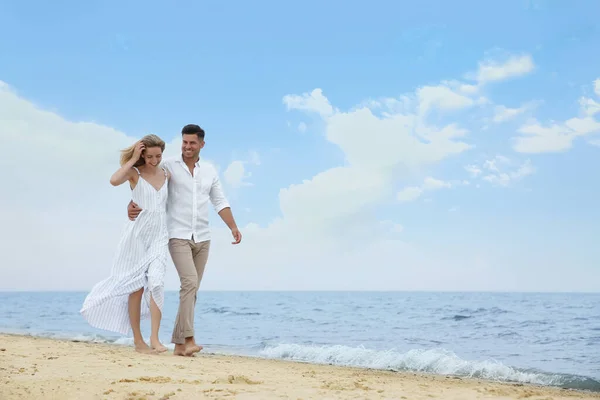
[120,134,166,167]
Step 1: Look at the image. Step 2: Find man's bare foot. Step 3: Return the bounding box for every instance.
[134,340,156,354]
[174,344,188,356]
[185,343,203,356]
[150,339,167,353]
[173,343,203,356]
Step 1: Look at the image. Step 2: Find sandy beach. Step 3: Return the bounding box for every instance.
[0,334,598,400]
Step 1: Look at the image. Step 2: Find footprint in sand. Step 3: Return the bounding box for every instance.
[138,376,172,384]
[117,378,137,383]
[353,380,371,391]
[126,390,156,400]
[178,379,202,384]
[203,388,238,398]
[321,381,348,391]
[212,375,262,385]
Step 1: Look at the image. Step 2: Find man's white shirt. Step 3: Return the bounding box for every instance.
[162,155,230,243]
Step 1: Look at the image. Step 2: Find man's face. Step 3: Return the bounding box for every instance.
[181,133,204,159]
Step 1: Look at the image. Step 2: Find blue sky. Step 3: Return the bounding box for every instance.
[1,0,599,291]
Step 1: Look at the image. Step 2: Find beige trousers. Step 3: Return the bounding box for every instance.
[169,238,211,344]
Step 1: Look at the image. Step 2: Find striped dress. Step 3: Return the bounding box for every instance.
[80,167,169,335]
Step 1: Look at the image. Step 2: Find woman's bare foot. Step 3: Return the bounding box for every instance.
[134,340,156,354]
[150,339,167,353]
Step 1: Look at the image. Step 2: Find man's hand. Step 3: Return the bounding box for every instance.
[128,200,142,221]
[217,207,242,244]
[231,227,242,245]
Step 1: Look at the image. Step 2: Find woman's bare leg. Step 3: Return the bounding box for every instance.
[149,295,167,352]
[128,288,153,354]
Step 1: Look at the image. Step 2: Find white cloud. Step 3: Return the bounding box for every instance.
[397,177,452,203]
[380,220,404,233]
[474,54,535,85]
[493,105,526,122]
[482,161,534,187]
[423,177,452,190]
[3,52,597,293]
[513,78,600,153]
[279,67,482,232]
[564,116,600,135]
[595,78,600,97]
[1,65,475,291]
[514,118,600,153]
[224,160,251,188]
[298,122,307,133]
[465,164,483,178]
[248,150,261,165]
[467,155,534,187]
[416,85,474,115]
[579,97,600,117]
[223,151,261,188]
[359,82,486,118]
[282,88,334,117]
[492,101,539,123]
[279,166,392,227]
[457,83,479,95]
[397,186,424,202]
[482,155,511,172]
[514,121,575,153]
[0,81,151,291]
[0,81,255,291]
[0,81,136,208]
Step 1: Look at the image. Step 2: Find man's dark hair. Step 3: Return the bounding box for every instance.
[181,124,205,140]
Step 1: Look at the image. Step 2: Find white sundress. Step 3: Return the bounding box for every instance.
[80,167,169,335]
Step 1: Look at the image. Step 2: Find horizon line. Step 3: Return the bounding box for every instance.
[0,289,598,294]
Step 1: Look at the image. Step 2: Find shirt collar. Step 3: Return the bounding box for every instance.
[176,154,201,166]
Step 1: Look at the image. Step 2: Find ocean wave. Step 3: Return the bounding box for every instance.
[440,307,510,321]
[258,343,600,392]
[201,307,261,316]
[442,314,472,321]
[3,330,598,392]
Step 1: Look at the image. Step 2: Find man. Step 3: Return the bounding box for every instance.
[128,124,242,357]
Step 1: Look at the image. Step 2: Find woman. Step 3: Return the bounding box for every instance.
[80,134,170,354]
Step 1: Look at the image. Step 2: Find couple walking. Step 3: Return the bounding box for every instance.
[80,124,241,356]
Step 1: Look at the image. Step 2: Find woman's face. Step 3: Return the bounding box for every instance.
[142,146,163,167]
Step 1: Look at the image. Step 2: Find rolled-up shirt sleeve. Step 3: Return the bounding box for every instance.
[210,173,230,213]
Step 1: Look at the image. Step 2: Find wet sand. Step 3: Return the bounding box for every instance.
[1,334,599,400]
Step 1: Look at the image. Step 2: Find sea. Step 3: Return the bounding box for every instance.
[1,291,599,392]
